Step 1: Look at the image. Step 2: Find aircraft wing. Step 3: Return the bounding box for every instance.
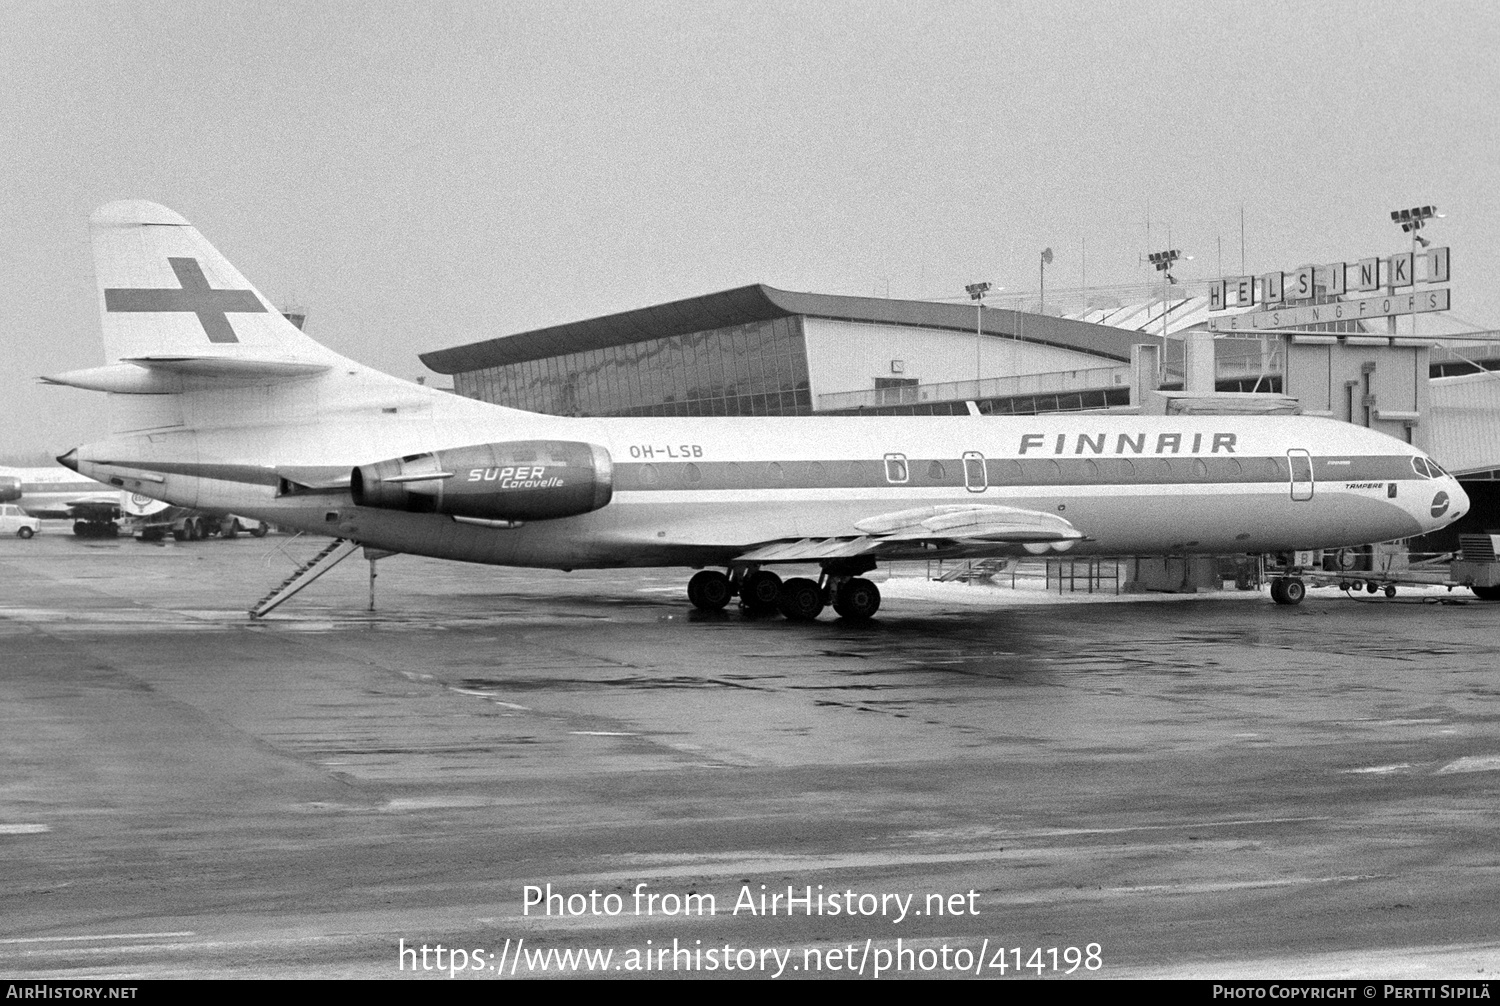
[23,494,124,521]
[734,504,1086,564]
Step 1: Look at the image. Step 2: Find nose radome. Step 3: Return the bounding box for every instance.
[1447,478,1470,521]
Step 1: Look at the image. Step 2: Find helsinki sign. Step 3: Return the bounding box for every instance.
[1208,288,1449,333]
[1206,247,1449,331]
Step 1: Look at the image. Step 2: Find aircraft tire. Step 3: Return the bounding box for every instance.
[222,520,239,539]
[833,578,881,620]
[1384,585,1397,598]
[173,527,189,541]
[1472,586,1500,601]
[740,570,783,613]
[17,527,34,539]
[249,525,269,538]
[687,570,732,611]
[1273,578,1306,605]
[1366,581,1378,594]
[776,577,825,621]
[73,521,89,537]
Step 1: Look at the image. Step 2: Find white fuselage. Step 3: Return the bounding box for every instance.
[67,375,1469,571]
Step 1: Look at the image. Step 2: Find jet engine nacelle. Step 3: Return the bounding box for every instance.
[351,441,613,522]
[0,477,21,503]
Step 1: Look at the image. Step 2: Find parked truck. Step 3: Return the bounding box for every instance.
[124,493,267,542]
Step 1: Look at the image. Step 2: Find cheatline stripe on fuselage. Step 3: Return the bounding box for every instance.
[607,455,1418,493]
[19,481,110,495]
[90,454,1427,495]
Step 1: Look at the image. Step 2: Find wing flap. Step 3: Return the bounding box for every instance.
[735,537,880,563]
[731,506,1087,566]
[855,504,1083,544]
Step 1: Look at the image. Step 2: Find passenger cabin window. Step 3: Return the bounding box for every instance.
[884,453,909,484]
[962,452,986,492]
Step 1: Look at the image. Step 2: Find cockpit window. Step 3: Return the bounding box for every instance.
[1411,457,1435,479]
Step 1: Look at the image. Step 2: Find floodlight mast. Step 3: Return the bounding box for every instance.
[966,281,992,383]
[1388,204,1441,335]
[1147,249,1182,383]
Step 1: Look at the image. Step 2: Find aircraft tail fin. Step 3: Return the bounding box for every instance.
[87,201,344,367]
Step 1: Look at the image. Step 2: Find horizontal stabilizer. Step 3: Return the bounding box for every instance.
[43,356,331,394]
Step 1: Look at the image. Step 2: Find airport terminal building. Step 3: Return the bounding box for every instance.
[419,285,1148,419]
[421,283,1500,480]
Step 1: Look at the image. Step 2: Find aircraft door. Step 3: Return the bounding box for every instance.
[1287,449,1314,501]
[963,451,988,493]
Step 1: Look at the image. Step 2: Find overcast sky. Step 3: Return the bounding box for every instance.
[2,1,1496,458]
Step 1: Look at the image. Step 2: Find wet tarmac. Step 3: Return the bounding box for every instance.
[2,531,1499,979]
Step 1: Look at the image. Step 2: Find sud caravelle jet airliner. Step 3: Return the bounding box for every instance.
[48,201,1469,619]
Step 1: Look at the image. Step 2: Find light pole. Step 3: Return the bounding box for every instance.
[1039,248,1053,315]
[1390,205,1440,335]
[1147,249,1182,382]
[965,281,991,385]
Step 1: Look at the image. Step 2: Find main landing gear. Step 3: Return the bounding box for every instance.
[1269,577,1306,606]
[686,569,735,610]
[685,564,882,622]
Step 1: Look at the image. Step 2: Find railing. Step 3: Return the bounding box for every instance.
[817,365,1130,412]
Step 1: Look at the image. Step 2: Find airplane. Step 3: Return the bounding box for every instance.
[45,200,1472,617]
[0,464,124,536]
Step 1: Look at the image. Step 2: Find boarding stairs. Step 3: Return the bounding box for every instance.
[248,537,361,619]
[937,558,1012,582]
